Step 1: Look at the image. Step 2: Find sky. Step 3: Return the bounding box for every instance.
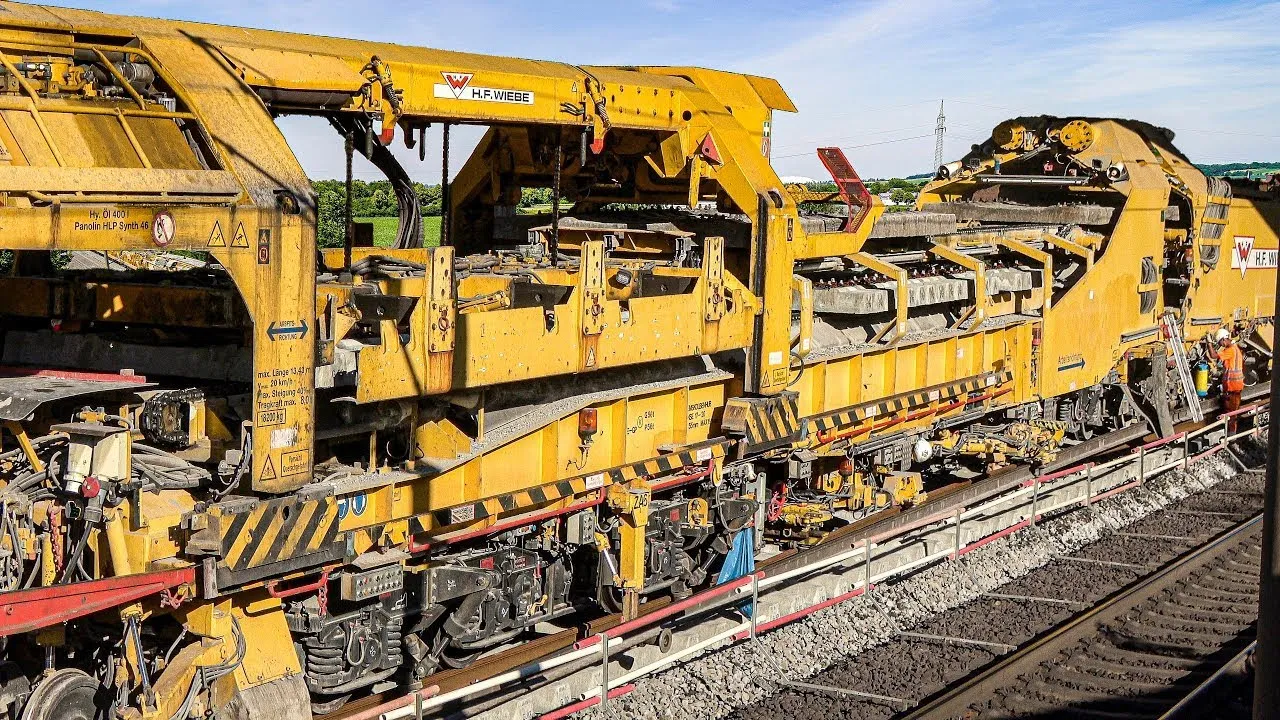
[45,0,1280,182]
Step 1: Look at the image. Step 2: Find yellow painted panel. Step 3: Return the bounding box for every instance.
[685,383,725,443]
[216,45,366,92]
[456,306,577,386]
[478,431,546,499]
[1,110,55,167]
[623,393,675,462]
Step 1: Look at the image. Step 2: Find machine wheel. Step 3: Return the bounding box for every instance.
[310,693,351,716]
[597,582,625,614]
[439,642,483,670]
[20,669,107,720]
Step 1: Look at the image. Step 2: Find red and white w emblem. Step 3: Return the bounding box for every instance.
[441,72,473,99]
[1235,235,1255,278]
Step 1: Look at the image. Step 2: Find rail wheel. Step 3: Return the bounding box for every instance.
[597,582,625,614]
[439,640,483,670]
[310,693,351,716]
[20,669,107,720]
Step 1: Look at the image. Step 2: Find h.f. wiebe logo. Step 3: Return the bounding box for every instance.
[440,72,473,99]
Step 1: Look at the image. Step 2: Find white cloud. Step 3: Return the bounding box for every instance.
[738,0,1280,178]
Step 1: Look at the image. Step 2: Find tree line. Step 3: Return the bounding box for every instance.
[312,177,928,246]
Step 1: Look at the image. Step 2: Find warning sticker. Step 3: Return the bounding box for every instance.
[281,449,310,477]
[231,222,250,248]
[152,211,175,247]
[208,220,226,247]
[259,455,277,482]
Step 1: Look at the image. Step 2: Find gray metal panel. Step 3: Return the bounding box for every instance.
[0,375,152,421]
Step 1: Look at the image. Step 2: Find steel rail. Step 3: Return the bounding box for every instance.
[901,513,1265,719]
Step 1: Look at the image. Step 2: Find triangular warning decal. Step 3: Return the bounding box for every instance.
[259,455,277,482]
[231,222,250,248]
[697,133,722,166]
[207,220,226,247]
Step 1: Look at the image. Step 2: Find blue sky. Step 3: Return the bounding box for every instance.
[49,0,1280,181]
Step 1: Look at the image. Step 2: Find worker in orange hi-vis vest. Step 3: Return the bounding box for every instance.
[1213,328,1245,421]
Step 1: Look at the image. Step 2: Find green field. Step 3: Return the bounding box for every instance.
[357,216,442,247]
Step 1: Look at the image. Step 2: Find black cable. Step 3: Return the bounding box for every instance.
[59,520,90,585]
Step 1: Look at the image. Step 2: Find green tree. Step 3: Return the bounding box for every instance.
[889,186,917,206]
[315,182,346,248]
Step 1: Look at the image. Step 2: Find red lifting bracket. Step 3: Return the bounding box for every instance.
[816,147,874,234]
[0,567,195,637]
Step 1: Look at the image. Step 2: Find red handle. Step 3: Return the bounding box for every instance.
[266,568,331,600]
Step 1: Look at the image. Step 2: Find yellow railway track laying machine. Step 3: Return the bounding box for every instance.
[0,4,1271,718]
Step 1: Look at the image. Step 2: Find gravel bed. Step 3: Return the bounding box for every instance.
[974,533,1262,718]
[1125,508,1229,537]
[997,560,1139,604]
[574,439,1262,720]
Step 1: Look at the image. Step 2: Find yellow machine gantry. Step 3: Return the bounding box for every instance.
[0,5,1272,720]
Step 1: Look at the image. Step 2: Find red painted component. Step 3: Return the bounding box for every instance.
[431,491,606,549]
[1136,431,1186,452]
[815,147,873,233]
[1224,401,1263,419]
[742,584,868,639]
[604,573,756,640]
[1190,444,1225,464]
[1090,478,1142,505]
[649,467,712,493]
[265,568,331,600]
[81,476,101,499]
[0,366,149,384]
[956,519,1031,559]
[815,386,1012,445]
[538,684,635,720]
[697,133,722,166]
[1036,462,1093,485]
[0,567,195,636]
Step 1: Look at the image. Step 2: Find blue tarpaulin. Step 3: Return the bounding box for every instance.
[715,528,756,616]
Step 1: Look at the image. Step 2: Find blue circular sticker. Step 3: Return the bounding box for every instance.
[337,497,350,520]
[351,493,368,516]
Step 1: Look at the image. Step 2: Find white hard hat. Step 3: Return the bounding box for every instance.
[912,438,934,463]
[1215,328,1230,342]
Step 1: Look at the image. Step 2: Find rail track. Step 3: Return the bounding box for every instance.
[905,486,1263,719]
[734,439,1266,720]
[323,391,1269,720]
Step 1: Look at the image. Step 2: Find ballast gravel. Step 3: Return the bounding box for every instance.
[575,453,1248,720]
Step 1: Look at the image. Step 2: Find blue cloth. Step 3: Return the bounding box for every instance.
[715,528,756,616]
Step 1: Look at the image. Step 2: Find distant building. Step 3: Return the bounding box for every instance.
[879,191,913,208]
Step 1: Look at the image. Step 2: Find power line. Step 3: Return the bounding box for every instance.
[1176,127,1280,140]
[789,99,941,123]
[770,124,936,152]
[947,98,1021,113]
[772,133,938,160]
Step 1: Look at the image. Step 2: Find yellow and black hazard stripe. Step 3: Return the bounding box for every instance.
[215,495,344,586]
[604,440,728,484]
[415,440,729,532]
[811,370,1014,434]
[722,393,801,449]
[417,476,587,532]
